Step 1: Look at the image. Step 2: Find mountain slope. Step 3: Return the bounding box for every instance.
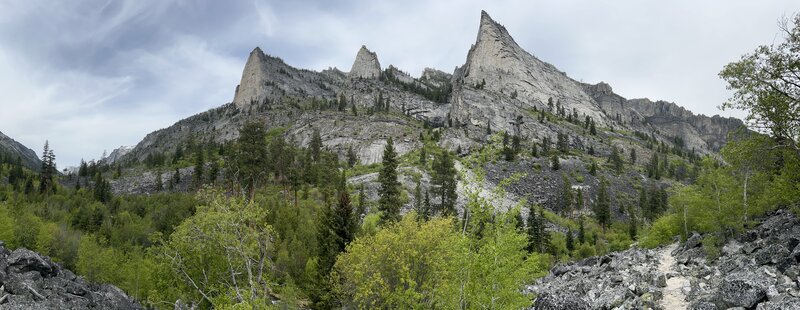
[0,131,41,171]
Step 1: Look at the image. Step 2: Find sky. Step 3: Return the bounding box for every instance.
[0,0,798,167]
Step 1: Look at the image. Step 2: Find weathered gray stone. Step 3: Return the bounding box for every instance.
[348,45,381,79]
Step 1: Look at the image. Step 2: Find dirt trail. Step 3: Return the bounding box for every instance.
[658,243,690,310]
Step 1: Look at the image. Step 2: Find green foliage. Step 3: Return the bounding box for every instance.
[234,121,269,200]
[378,138,401,224]
[719,14,800,156]
[431,150,457,216]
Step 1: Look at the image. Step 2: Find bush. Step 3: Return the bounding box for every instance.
[640,214,678,248]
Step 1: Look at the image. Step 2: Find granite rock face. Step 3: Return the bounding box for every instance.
[348,45,382,79]
[233,47,271,109]
[0,243,141,309]
[451,10,610,138]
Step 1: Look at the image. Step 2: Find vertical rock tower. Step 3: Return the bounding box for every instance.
[348,45,382,79]
[233,47,270,109]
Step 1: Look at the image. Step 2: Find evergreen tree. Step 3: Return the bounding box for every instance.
[419,146,427,166]
[192,149,205,189]
[39,141,56,194]
[235,122,268,200]
[422,190,431,220]
[502,131,515,161]
[561,174,573,216]
[207,160,219,184]
[630,148,637,164]
[589,160,598,176]
[93,173,111,203]
[551,154,560,170]
[309,129,323,162]
[576,188,584,211]
[590,119,597,135]
[566,228,575,253]
[531,144,538,157]
[431,151,457,216]
[347,145,358,167]
[378,137,401,224]
[511,134,521,156]
[526,205,540,253]
[610,146,624,174]
[356,184,366,218]
[413,178,422,215]
[594,177,611,231]
[155,171,163,191]
[537,209,550,254]
[578,217,586,244]
[557,132,569,153]
[588,145,595,155]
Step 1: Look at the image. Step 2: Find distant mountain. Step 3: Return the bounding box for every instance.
[0,131,41,171]
[114,10,746,212]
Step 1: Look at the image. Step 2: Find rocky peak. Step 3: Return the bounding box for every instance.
[451,10,609,135]
[348,45,381,79]
[232,47,270,109]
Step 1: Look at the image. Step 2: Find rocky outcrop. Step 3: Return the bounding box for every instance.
[0,131,41,171]
[0,242,141,309]
[451,10,609,136]
[233,47,271,109]
[348,45,382,79]
[582,81,746,153]
[101,146,133,165]
[528,247,665,309]
[530,209,800,309]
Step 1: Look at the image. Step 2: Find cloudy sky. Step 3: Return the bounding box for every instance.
[1,0,798,167]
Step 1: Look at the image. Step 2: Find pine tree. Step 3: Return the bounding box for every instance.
[590,119,597,135]
[39,141,56,194]
[235,122,268,200]
[551,154,560,170]
[594,177,611,231]
[309,129,323,162]
[347,145,358,167]
[561,174,573,216]
[422,190,431,220]
[432,151,457,216]
[526,205,539,253]
[610,146,623,174]
[588,145,595,155]
[589,160,598,176]
[537,208,550,253]
[419,146,427,166]
[155,171,163,191]
[511,134,521,155]
[378,137,401,224]
[414,178,422,215]
[557,132,569,153]
[207,160,219,184]
[356,184,366,218]
[578,217,586,244]
[93,172,111,203]
[531,144,538,157]
[192,149,205,189]
[630,148,637,164]
[566,228,575,253]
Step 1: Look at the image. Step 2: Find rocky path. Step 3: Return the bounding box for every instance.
[657,243,689,310]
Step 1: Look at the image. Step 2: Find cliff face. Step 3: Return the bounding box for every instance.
[348,45,382,79]
[0,131,41,171]
[451,10,609,137]
[582,82,745,153]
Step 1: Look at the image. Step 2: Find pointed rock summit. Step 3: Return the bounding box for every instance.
[233,47,270,108]
[348,45,381,79]
[453,10,609,128]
